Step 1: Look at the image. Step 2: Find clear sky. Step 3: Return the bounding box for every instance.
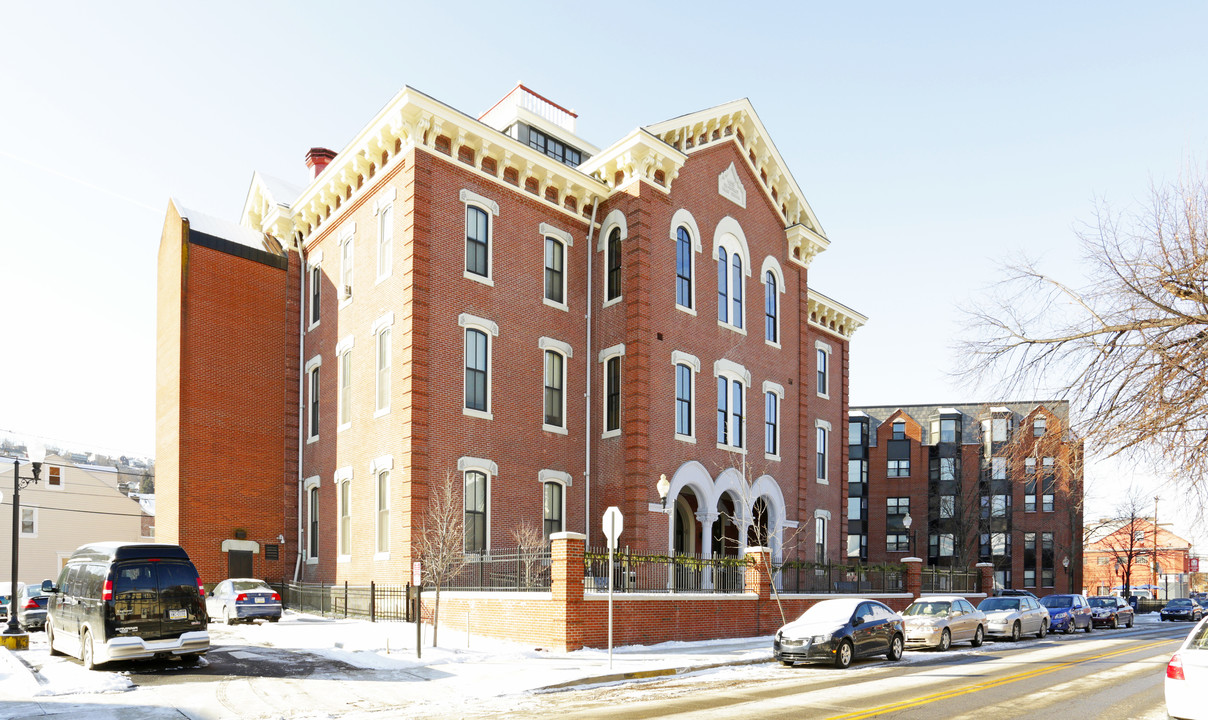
[2,2,1205,542]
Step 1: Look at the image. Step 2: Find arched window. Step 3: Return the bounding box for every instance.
[717,247,729,323]
[606,227,622,301]
[764,271,778,343]
[731,253,743,327]
[676,226,693,309]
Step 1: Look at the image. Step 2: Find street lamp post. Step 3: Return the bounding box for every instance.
[4,440,45,647]
[1062,555,1070,593]
[903,512,915,556]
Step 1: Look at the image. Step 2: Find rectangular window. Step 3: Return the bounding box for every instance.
[543,481,563,539]
[466,206,489,278]
[1024,532,1037,587]
[676,227,692,309]
[340,236,354,300]
[1042,475,1056,512]
[545,236,565,305]
[544,350,564,428]
[377,204,393,279]
[605,356,621,433]
[308,487,319,559]
[606,228,622,301]
[939,533,955,557]
[528,126,581,166]
[376,470,390,554]
[991,494,1010,518]
[938,457,956,481]
[887,496,910,517]
[310,264,321,325]
[939,418,959,444]
[991,417,1008,442]
[816,348,828,396]
[717,249,729,323]
[1025,479,1037,512]
[339,480,351,557]
[675,363,692,437]
[1033,417,1046,437]
[887,459,910,477]
[717,376,744,449]
[1025,457,1036,475]
[465,328,488,412]
[816,427,828,480]
[339,349,352,427]
[1042,457,1055,475]
[376,328,391,413]
[940,495,955,519]
[892,421,906,440]
[1041,531,1055,587]
[887,534,910,552]
[764,391,778,456]
[849,420,865,445]
[765,273,778,343]
[465,471,487,554]
[48,466,61,487]
[20,507,36,536]
[815,517,826,563]
[847,496,863,520]
[308,366,320,439]
[991,457,1006,480]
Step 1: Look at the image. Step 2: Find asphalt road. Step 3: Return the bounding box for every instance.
[501,622,1189,720]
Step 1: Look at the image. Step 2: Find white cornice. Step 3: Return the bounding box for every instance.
[578,128,687,196]
[807,289,867,340]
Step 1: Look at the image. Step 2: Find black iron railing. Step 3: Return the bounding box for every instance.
[584,548,748,593]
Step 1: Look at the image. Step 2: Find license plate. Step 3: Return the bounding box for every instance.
[255,597,265,604]
[169,609,187,620]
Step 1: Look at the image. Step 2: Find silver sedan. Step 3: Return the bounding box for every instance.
[978,595,1050,640]
[902,596,986,650]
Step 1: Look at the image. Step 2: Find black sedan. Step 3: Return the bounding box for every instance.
[774,598,905,668]
[1161,598,1205,622]
[206,578,283,624]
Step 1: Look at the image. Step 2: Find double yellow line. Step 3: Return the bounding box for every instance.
[827,639,1174,719]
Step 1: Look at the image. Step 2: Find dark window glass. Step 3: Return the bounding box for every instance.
[309,487,319,558]
[605,356,620,432]
[732,379,744,448]
[545,237,564,304]
[310,266,321,324]
[466,206,489,277]
[676,227,692,308]
[731,254,743,328]
[717,248,728,323]
[765,391,778,455]
[606,228,622,300]
[765,271,777,342]
[817,348,827,394]
[543,481,563,538]
[465,471,486,554]
[675,363,692,436]
[717,376,729,444]
[544,350,564,427]
[465,329,488,411]
[309,368,320,437]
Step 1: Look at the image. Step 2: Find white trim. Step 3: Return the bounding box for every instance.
[539,469,572,486]
[598,343,626,363]
[19,506,37,538]
[712,217,751,276]
[597,209,628,251]
[540,471,570,536]
[462,316,496,420]
[539,336,573,358]
[459,188,500,215]
[372,312,395,334]
[713,358,752,386]
[374,465,391,558]
[815,422,830,485]
[374,320,393,417]
[336,473,353,562]
[338,227,355,308]
[307,250,324,267]
[462,192,496,286]
[815,340,832,399]
[375,200,394,284]
[369,455,394,474]
[539,222,573,246]
[815,509,832,521]
[761,257,785,348]
[458,456,499,476]
[714,365,748,452]
[337,337,354,432]
[816,418,833,431]
[306,355,322,443]
[763,382,784,462]
[714,219,750,333]
[336,334,355,355]
[670,209,703,251]
[372,186,398,212]
[304,476,321,564]
[671,351,701,373]
[305,355,322,373]
[458,313,499,336]
[334,466,353,483]
[306,261,322,332]
[762,380,785,398]
[673,352,699,443]
[220,539,260,553]
[672,209,701,314]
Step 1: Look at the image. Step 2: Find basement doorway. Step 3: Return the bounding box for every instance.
[228,549,253,578]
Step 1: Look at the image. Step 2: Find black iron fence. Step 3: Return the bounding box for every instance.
[273,581,413,622]
[443,548,553,591]
[773,561,905,594]
[584,548,747,593]
[920,566,980,594]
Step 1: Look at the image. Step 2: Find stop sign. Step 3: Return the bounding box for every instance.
[602,507,623,549]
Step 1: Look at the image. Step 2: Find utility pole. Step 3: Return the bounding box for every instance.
[1153,497,1160,593]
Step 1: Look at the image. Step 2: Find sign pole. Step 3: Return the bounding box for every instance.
[608,531,614,670]
[601,506,623,671]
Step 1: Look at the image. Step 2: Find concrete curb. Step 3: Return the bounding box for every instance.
[537,655,773,691]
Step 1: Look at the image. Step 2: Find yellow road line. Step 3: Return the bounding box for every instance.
[826,639,1175,720]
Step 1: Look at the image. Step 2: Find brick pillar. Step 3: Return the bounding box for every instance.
[976,562,994,595]
[903,557,922,599]
[550,532,585,651]
[745,547,772,600]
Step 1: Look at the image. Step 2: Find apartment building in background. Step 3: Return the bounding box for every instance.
[155,84,866,586]
[848,401,1084,594]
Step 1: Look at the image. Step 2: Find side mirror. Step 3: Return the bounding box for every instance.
[852,615,866,626]
[41,579,58,594]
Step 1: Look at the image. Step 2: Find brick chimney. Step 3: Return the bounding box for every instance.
[304,147,338,179]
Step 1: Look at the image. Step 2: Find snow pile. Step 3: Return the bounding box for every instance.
[33,656,133,696]
[0,647,40,697]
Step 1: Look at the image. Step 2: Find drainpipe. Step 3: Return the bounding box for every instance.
[583,199,599,546]
[294,232,307,583]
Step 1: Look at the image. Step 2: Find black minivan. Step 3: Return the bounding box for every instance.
[43,542,209,669]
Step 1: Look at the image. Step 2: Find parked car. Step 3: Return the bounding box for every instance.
[978,595,1050,640]
[1087,595,1134,629]
[773,598,905,669]
[1162,598,1206,622]
[0,582,21,624]
[43,542,209,670]
[1165,615,1208,720]
[16,584,48,631]
[902,596,986,651]
[206,578,282,624]
[1040,594,1093,634]
[1191,591,1208,605]
[994,588,1038,598]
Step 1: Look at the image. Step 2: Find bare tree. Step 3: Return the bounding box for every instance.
[957,170,1208,500]
[415,471,468,647]
[1091,490,1156,599]
[512,522,549,589]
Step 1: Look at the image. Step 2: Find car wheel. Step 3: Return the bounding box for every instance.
[1010,621,1022,641]
[780,659,794,667]
[1127,615,1134,628]
[1111,616,1118,630]
[887,634,904,661]
[180,653,205,666]
[972,625,985,647]
[81,630,97,671]
[937,628,951,652]
[1064,620,1074,634]
[224,608,235,625]
[46,620,63,657]
[835,639,853,669]
[1037,621,1047,639]
[268,616,279,623]
[1084,619,1092,633]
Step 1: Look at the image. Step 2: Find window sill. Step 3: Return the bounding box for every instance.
[602,296,622,309]
[374,552,390,561]
[307,320,320,332]
[339,298,353,310]
[338,422,352,433]
[674,433,697,445]
[817,392,830,401]
[816,477,829,485]
[543,298,569,312]
[464,408,493,421]
[765,453,781,463]
[601,429,620,439]
[337,555,351,563]
[306,435,320,445]
[765,339,781,349]
[374,407,391,419]
[676,304,697,317]
[306,558,319,566]
[464,270,494,287]
[718,321,747,335]
[716,443,746,454]
[375,272,391,286]
[544,424,569,436]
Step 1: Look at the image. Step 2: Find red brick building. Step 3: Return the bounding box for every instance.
[155,84,865,587]
[1083,519,1192,599]
[849,402,1084,595]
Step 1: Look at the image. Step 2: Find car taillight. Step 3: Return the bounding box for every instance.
[102,580,113,602]
[271,593,281,602]
[197,577,205,597]
[1168,653,1186,680]
[236,594,248,602]
[23,599,39,610]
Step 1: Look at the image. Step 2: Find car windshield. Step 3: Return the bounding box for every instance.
[1190,624,1208,650]
[1168,599,1192,607]
[795,602,859,624]
[1041,596,1072,608]
[904,601,951,616]
[980,598,1020,612]
[1088,598,1116,608]
[232,580,271,592]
